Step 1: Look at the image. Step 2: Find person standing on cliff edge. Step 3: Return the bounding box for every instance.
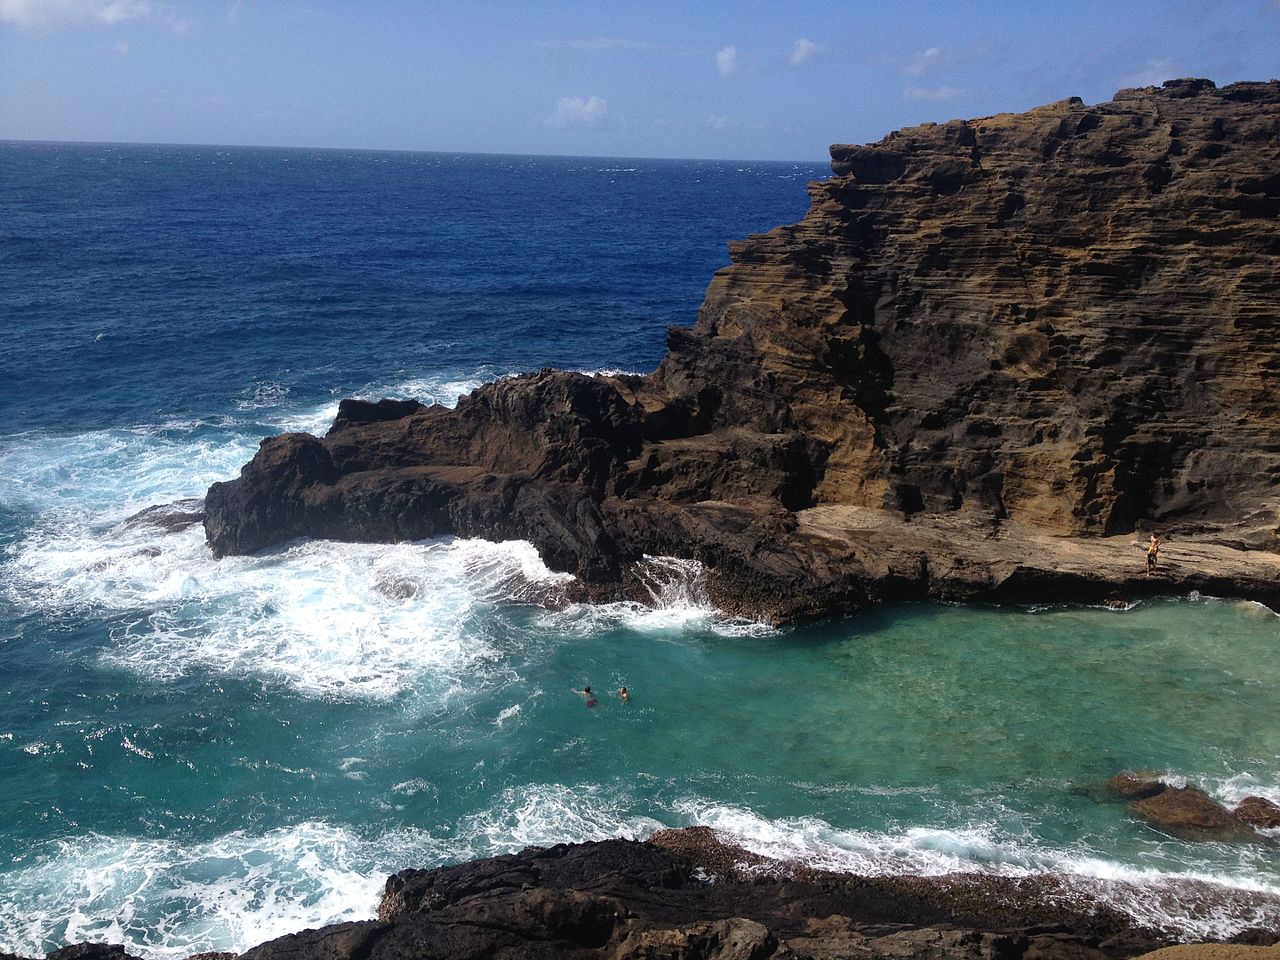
[1146,534,1161,574]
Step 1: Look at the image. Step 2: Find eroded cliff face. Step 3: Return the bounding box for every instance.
[649,77,1280,535]
[204,79,1280,621]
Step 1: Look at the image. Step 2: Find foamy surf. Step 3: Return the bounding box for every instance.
[5,789,1280,960]
[6,521,578,699]
[671,799,1280,941]
[0,784,660,960]
[541,555,776,638]
[0,822,446,960]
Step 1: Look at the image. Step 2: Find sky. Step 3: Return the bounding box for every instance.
[1,0,1278,161]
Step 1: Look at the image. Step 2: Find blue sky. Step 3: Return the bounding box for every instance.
[1,0,1277,160]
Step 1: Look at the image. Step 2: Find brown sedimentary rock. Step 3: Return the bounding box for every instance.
[204,79,1280,623]
[1235,796,1280,829]
[1106,772,1169,801]
[1129,786,1259,842]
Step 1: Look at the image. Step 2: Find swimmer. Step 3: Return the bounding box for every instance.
[576,685,598,707]
[618,685,630,703]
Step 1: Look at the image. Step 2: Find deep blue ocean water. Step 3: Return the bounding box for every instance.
[2,142,1279,957]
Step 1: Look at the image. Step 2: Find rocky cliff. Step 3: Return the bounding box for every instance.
[204,79,1280,621]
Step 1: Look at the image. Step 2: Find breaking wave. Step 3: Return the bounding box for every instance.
[5,787,1280,960]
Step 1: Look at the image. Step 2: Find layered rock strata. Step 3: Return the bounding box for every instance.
[204,79,1280,622]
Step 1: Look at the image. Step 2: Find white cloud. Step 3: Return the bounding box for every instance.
[902,84,967,101]
[1120,58,1175,88]
[903,46,942,76]
[0,0,150,27]
[546,94,607,128]
[708,113,732,130]
[789,37,822,66]
[115,37,126,52]
[716,44,737,77]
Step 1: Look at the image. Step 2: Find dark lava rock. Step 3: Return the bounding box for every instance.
[1234,796,1280,829]
[32,829,1280,960]
[1129,786,1258,841]
[48,948,144,960]
[119,498,206,534]
[328,398,425,433]
[233,834,1172,960]
[204,80,1280,622]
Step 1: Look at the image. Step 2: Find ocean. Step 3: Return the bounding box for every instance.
[1,141,1278,957]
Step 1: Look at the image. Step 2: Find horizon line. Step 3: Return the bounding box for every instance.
[0,136,832,168]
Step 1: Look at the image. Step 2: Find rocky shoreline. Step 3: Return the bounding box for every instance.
[201,78,1280,623]
[10,827,1279,960]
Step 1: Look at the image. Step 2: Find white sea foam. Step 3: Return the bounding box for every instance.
[1209,772,1280,808]
[6,525,573,700]
[457,783,664,854]
[495,704,522,726]
[0,785,657,960]
[545,555,775,638]
[260,368,518,437]
[4,788,1280,959]
[0,822,447,960]
[671,798,1280,940]
[0,425,258,520]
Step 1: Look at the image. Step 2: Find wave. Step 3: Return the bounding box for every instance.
[0,822,444,960]
[537,555,775,638]
[673,799,1280,941]
[8,525,572,700]
[4,786,1279,960]
[0,365,522,520]
[0,784,659,960]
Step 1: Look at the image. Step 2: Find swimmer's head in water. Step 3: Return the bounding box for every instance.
[584,686,591,694]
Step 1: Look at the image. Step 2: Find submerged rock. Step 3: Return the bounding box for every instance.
[1106,772,1169,801]
[204,80,1280,622]
[119,498,205,534]
[1129,786,1259,842]
[1234,796,1280,829]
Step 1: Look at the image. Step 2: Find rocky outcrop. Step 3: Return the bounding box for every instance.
[1234,796,1280,829]
[204,79,1280,622]
[18,830,1280,960]
[227,832,1182,960]
[1105,773,1271,841]
[1129,787,1262,842]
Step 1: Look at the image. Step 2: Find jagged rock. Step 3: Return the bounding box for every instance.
[205,80,1280,622]
[230,834,1175,960]
[1129,786,1258,841]
[612,918,777,960]
[328,398,424,433]
[36,828,1280,960]
[1234,796,1280,829]
[1106,772,1169,801]
[47,948,144,960]
[119,498,205,533]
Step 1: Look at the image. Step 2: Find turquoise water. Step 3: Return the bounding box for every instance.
[3,144,1279,956]
[4,524,1280,954]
